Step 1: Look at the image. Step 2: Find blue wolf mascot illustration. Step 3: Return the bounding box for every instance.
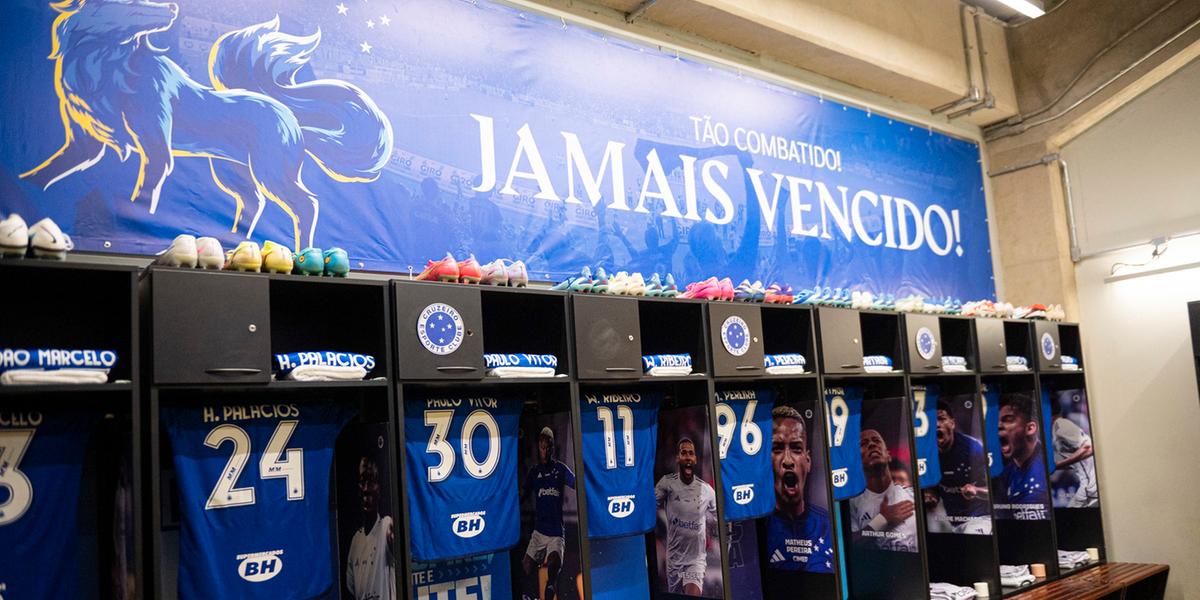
[22,0,394,250]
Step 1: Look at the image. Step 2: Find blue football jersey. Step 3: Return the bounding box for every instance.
[404,393,522,561]
[764,506,834,573]
[912,385,942,488]
[715,388,774,521]
[824,387,865,500]
[580,390,660,538]
[981,387,1003,477]
[162,400,356,600]
[0,409,98,600]
[1040,388,1056,475]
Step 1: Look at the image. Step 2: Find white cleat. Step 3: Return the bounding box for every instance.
[196,237,225,270]
[0,214,29,257]
[28,218,73,260]
[154,234,199,268]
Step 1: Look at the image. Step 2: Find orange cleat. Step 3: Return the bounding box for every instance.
[457,254,483,283]
[415,252,460,282]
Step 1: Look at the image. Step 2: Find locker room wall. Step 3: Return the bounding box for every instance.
[1074,234,1200,600]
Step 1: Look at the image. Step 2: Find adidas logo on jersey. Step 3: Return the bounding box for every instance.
[451,511,487,538]
[236,550,284,583]
[607,495,635,518]
[732,484,755,505]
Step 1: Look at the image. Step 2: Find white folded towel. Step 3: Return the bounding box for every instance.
[487,366,556,378]
[0,368,109,385]
[646,366,694,377]
[929,582,977,600]
[765,365,808,375]
[1058,549,1091,569]
[863,355,895,373]
[942,364,968,373]
[999,565,1035,588]
[277,365,367,382]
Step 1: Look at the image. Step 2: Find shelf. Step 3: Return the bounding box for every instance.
[909,371,979,378]
[0,382,134,395]
[820,371,906,379]
[152,378,390,392]
[400,376,572,386]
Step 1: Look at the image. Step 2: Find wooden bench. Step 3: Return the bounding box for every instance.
[1008,563,1170,600]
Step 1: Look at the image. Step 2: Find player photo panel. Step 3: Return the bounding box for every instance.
[992,391,1051,521]
[923,394,993,536]
[1047,389,1099,509]
[654,404,723,599]
[848,398,919,553]
[517,411,583,600]
[337,422,397,600]
[764,402,835,574]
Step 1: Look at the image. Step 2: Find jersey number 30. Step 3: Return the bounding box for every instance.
[424,410,501,482]
[205,421,304,510]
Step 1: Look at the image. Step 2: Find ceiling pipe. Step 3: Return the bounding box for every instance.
[933,3,982,114]
[625,0,659,23]
[947,8,996,119]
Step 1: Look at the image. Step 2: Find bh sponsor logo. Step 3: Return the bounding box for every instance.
[607,495,635,518]
[917,458,927,476]
[451,511,487,538]
[832,468,848,488]
[732,484,755,505]
[237,550,284,583]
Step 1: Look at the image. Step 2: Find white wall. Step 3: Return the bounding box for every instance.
[1074,235,1200,599]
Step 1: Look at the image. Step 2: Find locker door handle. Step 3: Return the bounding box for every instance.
[990,364,1008,369]
[924,365,942,370]
[435,366,479,372]
[605,367,638,372]
[839,364,862,369]
[735,365,762,371]
[205,368,263,376]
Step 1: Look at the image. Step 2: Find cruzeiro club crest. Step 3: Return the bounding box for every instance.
[721,316,751,357]
[915,327,937,360]
[417,303,465,355]
[1040,332,1056,361]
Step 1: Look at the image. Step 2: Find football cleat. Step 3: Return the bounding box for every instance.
[260,240,294,274]
[224,241,262,272]
[415,252,460,282]
[718,277,735,301]
[479,259,508,286]
[28,218,73,260]
[661,273,679,297]
[457,254,482,283]
[591,267,610,294]
[607,271,631,295]
[294,247,324,276]
[679,277,722,300]
[645,273,663,297]
[196,237,224,269]
[323,247,350,277]
[626,272,647,296]
[154,234,198,268]
[766,283,794,304]
[0,214,29,257]
[551,266,593,292]
[505,260,529,287]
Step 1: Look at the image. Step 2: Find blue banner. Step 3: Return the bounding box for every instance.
[0,0,993,299]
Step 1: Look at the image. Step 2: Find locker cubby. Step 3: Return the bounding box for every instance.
[916,376,1001,596]
[571,294,642,380]
[1,261,138,383]
[860,312,903,374]
[981,374,1059,594]
[975,319,1009,374]
[1032,322,1061,372]
[149,386,391,600]
[1040,375,1105,577]
[638,297,708,378]
[1002,321,1033,373]
[480,287,571,376]
[815,307,863,374]
[393,280,486,380]
[938,316,976,373]
[1056,324,1083,371]
[707,302,765,378]
[723,379,840,600]
[760,304,817,378]
[903,313,944,374]
[268,276,390,380]
[834,378,928,600]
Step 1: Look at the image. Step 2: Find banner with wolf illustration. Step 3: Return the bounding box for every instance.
[0,0,995,299]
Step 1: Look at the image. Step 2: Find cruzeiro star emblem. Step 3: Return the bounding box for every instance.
[721,315,751,357]
[916,327,937,360]
[1041,332,1056,360]
[417,303,465,355]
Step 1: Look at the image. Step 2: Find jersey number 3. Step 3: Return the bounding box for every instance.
[205,421,305,510]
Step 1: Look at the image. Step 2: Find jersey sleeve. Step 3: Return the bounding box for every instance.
[561,461,577,488]
[655,476,669,507]
[1053,418,1085,452]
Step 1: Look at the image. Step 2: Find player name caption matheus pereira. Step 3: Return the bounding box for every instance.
[470,114,967,258]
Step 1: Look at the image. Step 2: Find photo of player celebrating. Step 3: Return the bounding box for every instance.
[1050,391,1098,508]
[346,454,396,600]
[520,426,578,600]
[764,405,833,573]
[995,392,1050,520]
[923,399,991,535]
[849,427,918,552]
[655,437,719,596]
